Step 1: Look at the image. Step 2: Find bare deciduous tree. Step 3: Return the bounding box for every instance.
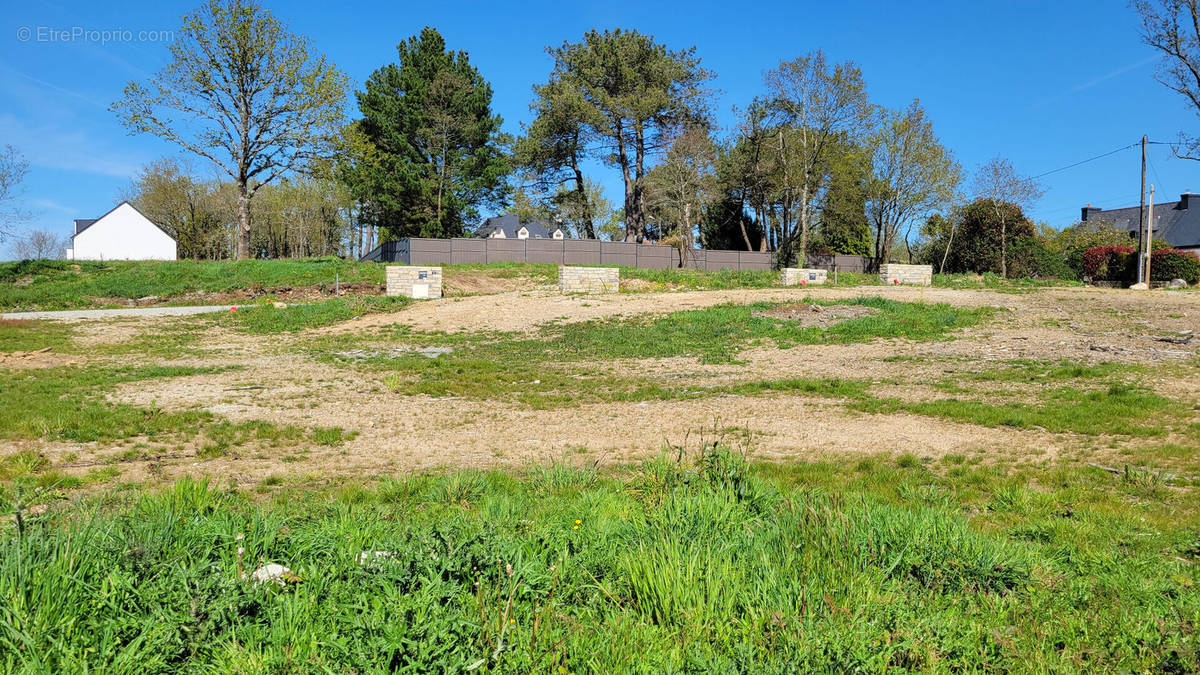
[971,157,1044,278]
[1135,0,1200,160]
[646,127,717,265]
[0,145,31,241]
[9,229,64,260]
[112,0,348,259]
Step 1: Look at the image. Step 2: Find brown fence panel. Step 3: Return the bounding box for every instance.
[705,250,740,271]
[526,239,565,264]
[409,238,452,265]
[738,251,774,271]
[636,245,676,270]
[601,241,638,267]
[450,238,486,264]
[563,239,601,265]
[485,238,525,263]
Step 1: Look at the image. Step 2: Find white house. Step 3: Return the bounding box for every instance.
[65,202,177,261]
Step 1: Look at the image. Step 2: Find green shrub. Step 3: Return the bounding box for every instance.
[1150,249,1200,284]
[1008,235,1074,280]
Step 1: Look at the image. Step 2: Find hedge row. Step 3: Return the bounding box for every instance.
[1082,245,1200,284]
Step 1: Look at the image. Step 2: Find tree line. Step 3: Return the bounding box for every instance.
[4,0,1200,274]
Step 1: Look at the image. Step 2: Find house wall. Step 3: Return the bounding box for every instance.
[68,203,177,260]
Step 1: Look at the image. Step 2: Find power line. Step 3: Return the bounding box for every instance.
[1033,142,1140,179]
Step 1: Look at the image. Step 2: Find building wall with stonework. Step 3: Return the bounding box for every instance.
[879,263,932,286]
[386,266,443,298]
[558,266,619,294]
[780,268,828,285]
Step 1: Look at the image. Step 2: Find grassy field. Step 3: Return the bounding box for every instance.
[2,447,1198,671]
[0,262,1196,671]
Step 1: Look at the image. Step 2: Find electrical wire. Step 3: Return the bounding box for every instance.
[1033,142,1140,179]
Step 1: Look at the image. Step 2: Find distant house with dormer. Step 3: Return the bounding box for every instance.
[476,214,567,240]
[1080,192,1200,252]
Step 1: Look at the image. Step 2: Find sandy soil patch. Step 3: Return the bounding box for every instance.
[0,347,84,369]
[753,302,879,328]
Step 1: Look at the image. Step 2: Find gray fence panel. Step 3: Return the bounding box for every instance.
[705,250,740,271]
[601,241,638,267]
[738,251,774,271]
[451,238,486,264]
[409,238,452,265]
[526,239,565,264]
[563,240,601,266]
[486,238,525,263]
[365,237,871,273]
[636,246,675,270]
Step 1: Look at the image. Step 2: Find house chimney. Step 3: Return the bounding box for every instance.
[1181,192,1198,210]
[1081,204,1101,222]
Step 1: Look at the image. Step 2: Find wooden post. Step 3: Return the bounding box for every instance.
[1145,185,1155,286]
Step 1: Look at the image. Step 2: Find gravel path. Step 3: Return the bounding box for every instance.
[2,305,239,320]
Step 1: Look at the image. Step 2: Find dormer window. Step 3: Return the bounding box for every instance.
[552,229,564,240]
[517,227,529,239]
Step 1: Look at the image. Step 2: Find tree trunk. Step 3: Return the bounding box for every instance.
[940,221,956,274]
[571,160,594,239]
[631,124,647,243]
[1000,220,1007,278]
[236,184,252,260]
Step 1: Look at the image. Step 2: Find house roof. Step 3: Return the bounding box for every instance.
[72,201,176,241]
[476,214,562,239]
[1081,193,1200,248]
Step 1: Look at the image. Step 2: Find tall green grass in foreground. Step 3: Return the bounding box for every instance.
[2,449,1197,672]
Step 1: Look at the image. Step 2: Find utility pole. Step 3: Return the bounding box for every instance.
[1145,184,1155,286]
[1137,135,1147,284]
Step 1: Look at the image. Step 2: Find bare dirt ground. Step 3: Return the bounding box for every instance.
[12,284,1200,489]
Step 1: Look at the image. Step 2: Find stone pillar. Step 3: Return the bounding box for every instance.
[780,268,828,285]
[386,266,443,299]
[558,266,619,294]
[878,264,932,286]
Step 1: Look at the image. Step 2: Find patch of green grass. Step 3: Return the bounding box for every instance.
[620,266,780,290]
[932,272,1083,292]
[856,382,1182,436]
[209,296,412,333]
[310,426,355,446]
[0,319,74,353]
[0,365,229,443]
[2,449,1198,671]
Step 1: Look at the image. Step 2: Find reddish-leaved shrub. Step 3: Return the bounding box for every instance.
[1081,245,1134,281]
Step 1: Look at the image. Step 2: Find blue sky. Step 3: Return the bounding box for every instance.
[1,0,1196,246]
